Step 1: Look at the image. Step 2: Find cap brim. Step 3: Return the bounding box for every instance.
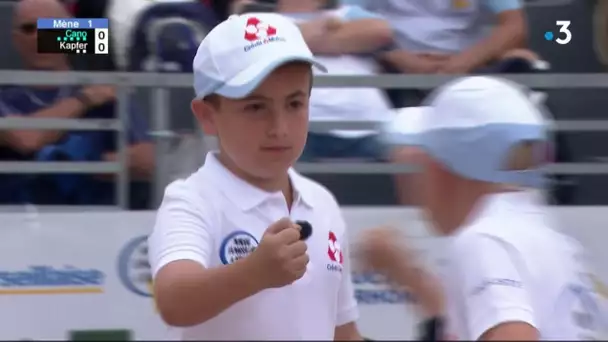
[383,106,431,146]
[213,55,327,99]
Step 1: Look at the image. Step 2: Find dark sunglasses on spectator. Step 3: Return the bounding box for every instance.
[18,23,37,34]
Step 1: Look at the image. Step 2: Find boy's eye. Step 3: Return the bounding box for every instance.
[289,101,304,109]
[245,103,264,111]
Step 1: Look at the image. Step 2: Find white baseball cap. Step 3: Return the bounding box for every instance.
[192,12,327,99]
[385,76,552,187]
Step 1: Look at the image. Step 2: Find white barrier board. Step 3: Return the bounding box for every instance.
[0,207,606,340]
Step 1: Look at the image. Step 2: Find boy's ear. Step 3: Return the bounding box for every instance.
[191,99,219,136]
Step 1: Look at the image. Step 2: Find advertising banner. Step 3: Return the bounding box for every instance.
[0,207,606,340]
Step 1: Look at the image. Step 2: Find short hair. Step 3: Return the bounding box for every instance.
[502,141,549,171]
[203,94,221,109]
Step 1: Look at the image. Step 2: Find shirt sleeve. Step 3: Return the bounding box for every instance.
[148,180,216,277]
[333,206,359,326]
[343,5,384,21]
[453,233,536,340]
[484,0,523,13]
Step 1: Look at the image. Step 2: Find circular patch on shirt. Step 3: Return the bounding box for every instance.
[219,231,259,265]
[553,283,603,339]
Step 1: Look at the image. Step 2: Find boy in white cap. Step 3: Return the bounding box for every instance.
[147,13,362,340]
[360,76,607,340]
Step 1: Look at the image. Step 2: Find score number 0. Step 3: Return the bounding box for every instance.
[95,28,109,54]
[555,20,572,45]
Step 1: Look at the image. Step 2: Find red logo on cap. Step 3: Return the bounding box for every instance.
[244,17,277,42]
[328,231,343,264]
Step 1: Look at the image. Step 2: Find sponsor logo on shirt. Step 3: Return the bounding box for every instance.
[117,235,152,298]
[326,231,343,273]
[470,278,523,296]
[219,231,258,265]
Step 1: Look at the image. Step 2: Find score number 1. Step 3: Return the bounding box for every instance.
[87,19,109,54]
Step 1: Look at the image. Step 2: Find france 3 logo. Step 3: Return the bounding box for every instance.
[117,235,152,298]
[544,21,572,45]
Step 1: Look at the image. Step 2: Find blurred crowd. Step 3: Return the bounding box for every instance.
[0,0,605,208]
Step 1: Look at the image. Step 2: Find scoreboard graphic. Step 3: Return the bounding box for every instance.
[37,18,109,54]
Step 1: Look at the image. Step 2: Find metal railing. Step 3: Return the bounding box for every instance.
[0,71,607,209]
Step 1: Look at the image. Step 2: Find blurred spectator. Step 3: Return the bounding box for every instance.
[206,1,340,22]
[70,0,108,21]
[108,0,156,70]
[594,0,608,68]
[206,0,250,19]
[205,0,231,19]
[109,0,215,72]
[276,0,394,161]
[364,0,538,75]
[69,0,117,71]
[0,0,154,208]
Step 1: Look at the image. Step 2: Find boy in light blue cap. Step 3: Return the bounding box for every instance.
[360,76,606,341]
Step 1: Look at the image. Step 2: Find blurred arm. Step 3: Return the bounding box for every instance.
[318,21,392,55]
[309,6,393,55]
[393,264,445,318]
[102,104,154,180]
[454,0,527,69]
[381,50,420,72]
[149,183,263,327]
[0,96,89,155]
[335,322,362,341]
[102,143,154,180]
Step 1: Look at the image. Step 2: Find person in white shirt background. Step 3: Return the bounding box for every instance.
[276,0,394,162]
[358,76,607,340]
[147,12,363,340]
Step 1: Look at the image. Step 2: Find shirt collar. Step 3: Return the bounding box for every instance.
[200,152,315,211]
[454,190,546,235]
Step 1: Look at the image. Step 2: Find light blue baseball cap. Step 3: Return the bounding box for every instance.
[385,76,552,188]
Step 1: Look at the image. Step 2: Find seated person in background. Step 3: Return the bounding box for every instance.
[595,0,608,68]
[111,0,218,72]
[277,0,395,161]
[206,0,255,19]
[0,0,154,208]
[363,0,540,75]
[69,0,116,71]
[107,0,156,70]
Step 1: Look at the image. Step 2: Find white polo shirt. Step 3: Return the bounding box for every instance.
[148,153,359,340]
[438,191,607,340]
[364,0,522,54]
[282,6,393,138]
